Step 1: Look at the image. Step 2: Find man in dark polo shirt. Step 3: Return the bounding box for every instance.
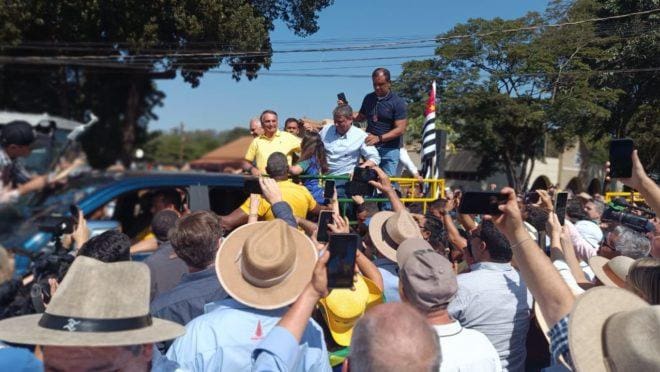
[355,67,408,176]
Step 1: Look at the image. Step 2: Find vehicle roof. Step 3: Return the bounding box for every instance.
[0,111,83,130]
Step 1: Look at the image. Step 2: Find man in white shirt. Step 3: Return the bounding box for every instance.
[397,238,502,372]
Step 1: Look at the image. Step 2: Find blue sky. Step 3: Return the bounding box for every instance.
[151,0,548,132]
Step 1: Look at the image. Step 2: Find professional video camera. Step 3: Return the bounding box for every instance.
[0,212,77,319]
[602,199,655,234]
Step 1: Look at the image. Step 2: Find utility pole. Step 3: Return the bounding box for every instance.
[179,122,185,166]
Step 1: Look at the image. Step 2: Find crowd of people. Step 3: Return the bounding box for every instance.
[0,67,658,372]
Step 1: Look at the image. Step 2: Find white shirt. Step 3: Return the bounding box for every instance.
[434,321,502,372]
[319,125,380,175]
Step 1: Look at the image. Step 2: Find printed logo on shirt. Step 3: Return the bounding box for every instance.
[251,320,264,341]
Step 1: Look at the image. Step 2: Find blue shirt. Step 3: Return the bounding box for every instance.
[374,258,400,303]
[166,298,331,372]
[252,326,301,372]
[0,343,42,372]
[319,125,380,175]
[448,262,532,372]
[359,92,407,148]
[297,157,325,204]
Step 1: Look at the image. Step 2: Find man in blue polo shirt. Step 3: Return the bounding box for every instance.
[355,67,408,176]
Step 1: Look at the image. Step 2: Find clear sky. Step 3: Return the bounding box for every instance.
[151,0,548,132]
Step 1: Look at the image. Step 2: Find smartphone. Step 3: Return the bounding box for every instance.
[70,204,80,229]
[346,180,373,197]
[244,177,262,194]
[327,233,359,288]
[337,92,348,104]
[609,138,634,178]
[353,167,377,183]
[524,191,540,204]
[317,210,334,243]
[554,192,568,226]
[324,180,335,199]
[458,192,508,215]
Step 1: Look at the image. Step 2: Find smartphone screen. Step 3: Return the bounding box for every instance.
[327,233,359,288]
[458,192,507,215]
[609,139,634,178]
[244,177,262,194]
[324,180,335,199]
[554,192,568,226]
[337,92,348,104]
[353,167,377,183]
[317,211,334,243]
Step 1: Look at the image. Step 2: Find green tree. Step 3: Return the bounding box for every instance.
[0,0,333,167]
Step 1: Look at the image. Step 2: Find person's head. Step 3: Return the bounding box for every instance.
[0,121,35,159]
[614,226,651,259]
[469,220,512,263]
[420,214,447,253]
[371,68,392,97]
[566,198,588,222]
[584,200,605,221]
[249,117,263,138]
[77,231,131,262]
[169,211,222,270]
[397,239,457,316]
[265,152,289,180]
[300,132,329,173]
[43,344,153,372]
[346,302,441,372]
[333,104,354,135]
[151,209,179,243]
[260,110,279,138]
[150,188,182,215]
[627,257,660,305]
[524,205,549,233]
[284,118,301,136]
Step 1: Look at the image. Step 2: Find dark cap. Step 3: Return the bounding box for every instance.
[1,121,35,146]
[397,238,458,312]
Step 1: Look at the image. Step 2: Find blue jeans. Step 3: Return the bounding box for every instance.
[377,146,400,176]
[376,146,400,211]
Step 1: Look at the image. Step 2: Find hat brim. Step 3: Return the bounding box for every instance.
[589,256,624,288]
[319,304,355,347]
[569,287,647,372]
[0,314,184,347]
[216,222,317,310]
[368,211,398,262]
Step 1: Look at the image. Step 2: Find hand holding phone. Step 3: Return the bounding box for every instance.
[458,192,508,215]
[327,233,359,288]
[554,192,568,226]
[523,192,540,204]
[337,92,348,105]
[324,180,335,199]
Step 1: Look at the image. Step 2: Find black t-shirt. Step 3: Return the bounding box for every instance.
[359,91,407,148]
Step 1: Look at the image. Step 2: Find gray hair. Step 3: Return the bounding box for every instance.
[613,226,651,259]
[589,200,605,216]
[266,152,288,178]
[349,303,441,372]
[333,104,354,120]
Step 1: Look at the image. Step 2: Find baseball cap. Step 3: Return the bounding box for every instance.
[397,238,457,312]
[0,121,35,146]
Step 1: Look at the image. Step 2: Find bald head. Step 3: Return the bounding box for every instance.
[349,303,441,372]
[249,117,263,137]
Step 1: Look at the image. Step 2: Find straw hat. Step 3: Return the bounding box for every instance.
[589,255,634,288]
[368,210,423,262]
[569,287,659,372]
[0,256,184,346]
[216,219,317,310]
[319,275,383,346]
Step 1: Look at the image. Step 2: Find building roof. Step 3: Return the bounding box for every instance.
[190,136,253,165]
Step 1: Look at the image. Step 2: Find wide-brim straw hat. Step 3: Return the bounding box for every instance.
[589,255,634,288]
[368,210,423,262]
[569,287,659,372]
[216,219,317,310]
[0,256,184,346]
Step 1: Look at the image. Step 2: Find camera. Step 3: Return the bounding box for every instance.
[602,207,655,233]
[35,215,75,236]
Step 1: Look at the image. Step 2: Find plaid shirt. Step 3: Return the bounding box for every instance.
[0,147,32,187]
[548,315,574,369]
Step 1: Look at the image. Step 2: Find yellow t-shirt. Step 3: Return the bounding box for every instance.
[244,130,301,172]
[240,180,317,220]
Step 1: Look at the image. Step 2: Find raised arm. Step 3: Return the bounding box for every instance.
[368,166,404,212]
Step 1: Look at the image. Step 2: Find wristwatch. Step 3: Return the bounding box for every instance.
[378,135,383,143]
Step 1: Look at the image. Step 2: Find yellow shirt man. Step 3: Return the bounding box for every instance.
[240,180,317,221]
[245,130,301,173]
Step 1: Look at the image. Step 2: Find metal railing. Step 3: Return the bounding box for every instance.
[297,175,445,214]
[604,191,645,203]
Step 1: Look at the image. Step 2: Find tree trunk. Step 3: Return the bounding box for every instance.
[121,80,140,166]
[502,151,517,191]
